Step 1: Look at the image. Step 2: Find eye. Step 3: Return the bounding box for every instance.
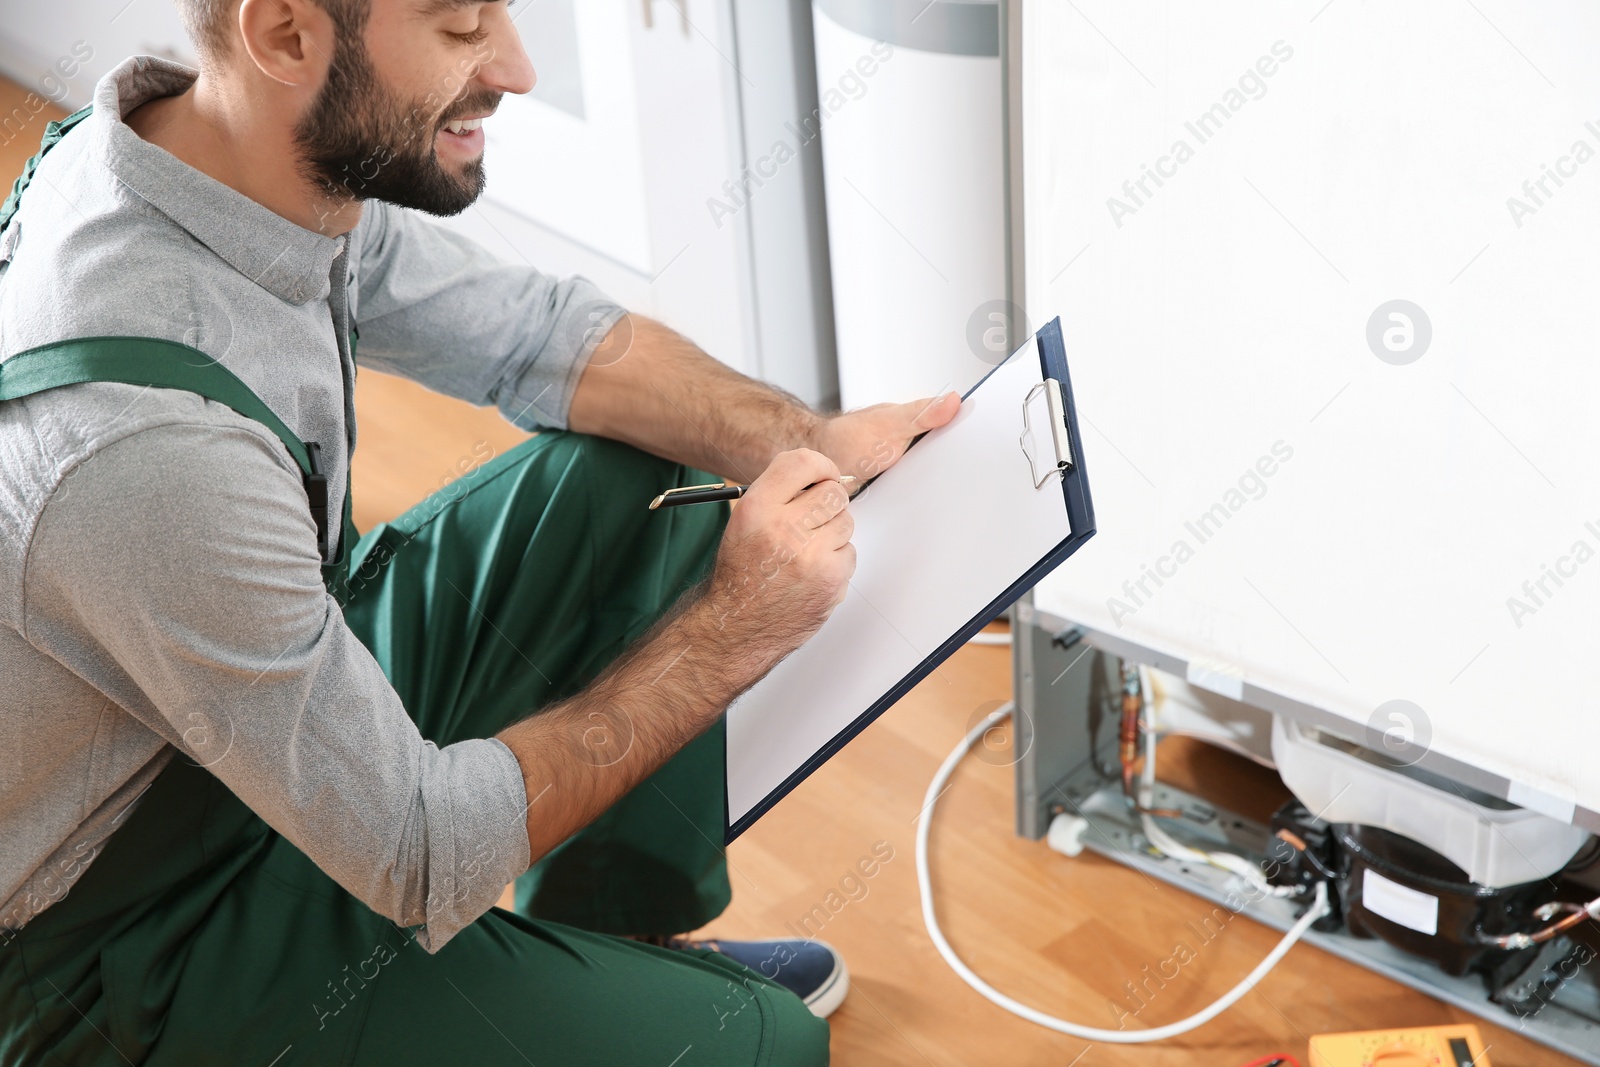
[452,27,490,45]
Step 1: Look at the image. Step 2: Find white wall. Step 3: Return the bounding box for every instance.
[0,0,192,108]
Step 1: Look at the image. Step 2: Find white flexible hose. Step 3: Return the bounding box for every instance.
[917,703,1332,1042]
[1138,672,1160,807]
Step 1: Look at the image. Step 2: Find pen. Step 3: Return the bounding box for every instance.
[649,475,858,511]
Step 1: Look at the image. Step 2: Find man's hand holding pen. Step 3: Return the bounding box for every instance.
[701,449,857,653]
[651,391,961,665]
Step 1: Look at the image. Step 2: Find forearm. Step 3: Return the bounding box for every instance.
[495,584,769,864]
[566,315,823,483]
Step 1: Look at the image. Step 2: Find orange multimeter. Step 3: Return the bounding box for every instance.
[1308,1024,1491,1067]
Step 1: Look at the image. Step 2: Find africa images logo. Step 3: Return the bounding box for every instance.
[1105,41,1295,229]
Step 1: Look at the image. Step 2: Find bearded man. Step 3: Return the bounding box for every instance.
[0,2,958,1063]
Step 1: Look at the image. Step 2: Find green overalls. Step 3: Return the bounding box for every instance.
[0,110,827,1066]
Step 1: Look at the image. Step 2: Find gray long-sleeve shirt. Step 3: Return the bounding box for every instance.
[0,57,625,951]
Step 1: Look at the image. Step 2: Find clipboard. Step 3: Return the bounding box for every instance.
[723,316,1095,840]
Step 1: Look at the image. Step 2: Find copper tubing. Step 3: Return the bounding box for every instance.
[1274,828,1338,882]
[1477,898,1600,949]
[1119,683,1141,800]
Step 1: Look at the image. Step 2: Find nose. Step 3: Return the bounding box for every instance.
[477,4,536,96]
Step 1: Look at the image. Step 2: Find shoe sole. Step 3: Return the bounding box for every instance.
[803,949,850,1019]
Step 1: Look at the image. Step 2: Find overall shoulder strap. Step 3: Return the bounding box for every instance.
[0,105,92,237]
[0,336,313,468]
[0,336,344,568]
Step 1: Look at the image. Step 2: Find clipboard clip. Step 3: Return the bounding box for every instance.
[1019,378,1074,489]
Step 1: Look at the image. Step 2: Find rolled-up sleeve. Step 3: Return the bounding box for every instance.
[350,200,625,432]
[23,420,530,952]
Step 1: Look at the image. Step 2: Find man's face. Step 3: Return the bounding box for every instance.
[294,1,521,219]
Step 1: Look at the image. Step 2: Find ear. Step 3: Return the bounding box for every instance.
[236,0,337,89]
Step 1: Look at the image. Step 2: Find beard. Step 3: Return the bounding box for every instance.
[294,29,496,218]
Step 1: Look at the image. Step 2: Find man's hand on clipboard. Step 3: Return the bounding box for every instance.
[811,392,962,494]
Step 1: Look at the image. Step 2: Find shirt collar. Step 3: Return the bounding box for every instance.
[91,56,343,307]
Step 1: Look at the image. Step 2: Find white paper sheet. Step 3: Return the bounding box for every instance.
[725,341,1077,830]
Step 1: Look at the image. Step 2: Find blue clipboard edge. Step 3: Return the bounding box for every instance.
[725,316,1096,842]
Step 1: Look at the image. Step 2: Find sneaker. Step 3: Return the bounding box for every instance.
[663,937,850,1018]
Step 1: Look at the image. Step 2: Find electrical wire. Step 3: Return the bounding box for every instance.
[917,703,1333,1043]
[1136,666,1299,900]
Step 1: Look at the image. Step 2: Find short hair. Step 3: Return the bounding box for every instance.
[173,0,369,60]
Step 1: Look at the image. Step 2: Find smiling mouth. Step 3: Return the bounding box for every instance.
[442,117,484,135]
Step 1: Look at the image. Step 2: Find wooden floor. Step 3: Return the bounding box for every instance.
[1,76,1580,1067]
